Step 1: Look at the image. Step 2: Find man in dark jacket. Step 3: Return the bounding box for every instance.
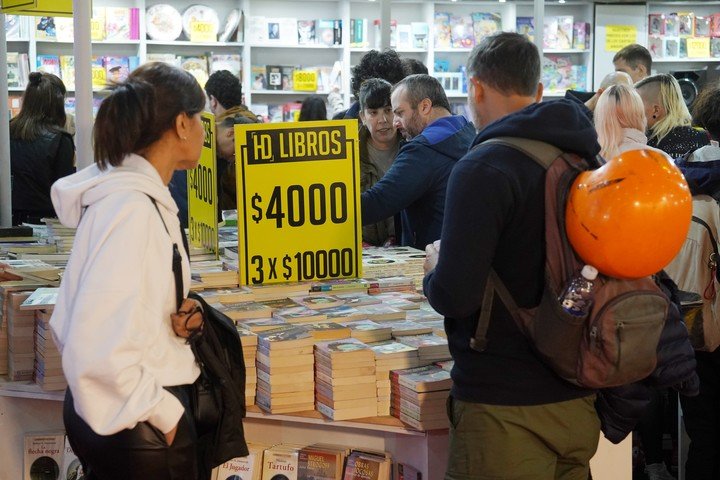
[423,33,601,479]
[361,74,475,250]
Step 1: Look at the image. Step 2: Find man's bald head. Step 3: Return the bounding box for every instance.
[599,71,633,91]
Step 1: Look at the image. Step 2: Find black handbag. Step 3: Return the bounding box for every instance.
[149,197,249,469]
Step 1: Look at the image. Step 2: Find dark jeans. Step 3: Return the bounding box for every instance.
[681,349,720,480]
[64,388,202,480]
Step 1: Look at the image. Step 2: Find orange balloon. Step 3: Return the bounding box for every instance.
[566,149,692,279]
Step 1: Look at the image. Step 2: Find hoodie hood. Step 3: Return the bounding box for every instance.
[473,99,601,159]
[676,144,720,196]
[51,154,178,228]
[416,115,476,161]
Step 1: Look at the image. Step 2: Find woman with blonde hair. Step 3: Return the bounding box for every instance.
[594,83,662,160]
[635,73,709,157]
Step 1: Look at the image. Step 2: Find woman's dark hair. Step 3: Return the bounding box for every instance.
[93,62,205,169]
[358,78,392,111]
[298,95,327,121]
[9,71,67,141]
[693,84,720,141]
[351,49,405,97]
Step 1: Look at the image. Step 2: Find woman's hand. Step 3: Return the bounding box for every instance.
[170,298,203,338]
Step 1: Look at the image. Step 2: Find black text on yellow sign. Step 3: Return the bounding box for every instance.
[1,0,73,16]
[235,120,362,285]
[187,113,219,259]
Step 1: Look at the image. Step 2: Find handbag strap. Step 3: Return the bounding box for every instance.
[146,195,184,311]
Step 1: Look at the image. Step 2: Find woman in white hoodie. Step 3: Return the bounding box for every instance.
[50,62,207,479]
[594,83,664,161]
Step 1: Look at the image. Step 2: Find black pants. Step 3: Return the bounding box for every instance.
[681,349,720,480]
[64,388,202,480]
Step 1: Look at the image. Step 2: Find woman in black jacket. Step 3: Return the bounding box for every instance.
[10,71,75,225]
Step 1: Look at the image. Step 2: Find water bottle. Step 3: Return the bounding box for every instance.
[558,265,599,317]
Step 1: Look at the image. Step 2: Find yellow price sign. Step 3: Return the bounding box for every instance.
[1,0,73,16]
[293,70,318,92]
[91,18,105,41]
[605,25,637,52]
[190,20,216,43]
[235,120,362,285]
[187,113,219,257]
[687,37,710,58]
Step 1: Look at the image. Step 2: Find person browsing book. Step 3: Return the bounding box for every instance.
[360,74,475,250]
[50,62,208,480]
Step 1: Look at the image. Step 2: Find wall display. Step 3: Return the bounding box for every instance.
[235,120,361,285]
[145,4,183,41]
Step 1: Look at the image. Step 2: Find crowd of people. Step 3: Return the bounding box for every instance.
[7,31,720,480]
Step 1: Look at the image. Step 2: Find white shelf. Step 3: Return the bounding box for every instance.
[653,57,720,63]
[545,49,590,54]
[249,43,342,49]
[434,47,473,53]
[7,38,29,42]
[146,40,243,47]
[36,39,142,45]
[251,89,330,95]
[351,47,427,53]
[0,379,64,401]
[8,87,25,92]
[245,406,430,436]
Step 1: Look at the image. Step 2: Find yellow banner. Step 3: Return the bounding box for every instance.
[293,70,318,92]
[687,37,710,58]
[1,0,74,16]
[187,113,219,258]
[235,120,362,285]
[605,25,637,52]
[190,20,215,42]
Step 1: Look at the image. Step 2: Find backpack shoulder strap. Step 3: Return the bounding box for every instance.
[475,137,563,171]
[145,194,184,311]
[470,137,563,352]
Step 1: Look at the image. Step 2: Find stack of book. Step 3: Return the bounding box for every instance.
[355,304,406,322]
[0,281,44,376]
[239,317,288,333]
[213,301,273,323]
[212,442,268,480]
[363,246,426,289]
[304,322,351,341]
[2,259,61,285]
[190,260,238,289]
[197,286,255,304]
[391,365,452,430]
[370,341,421,416]
[7,291,34,381]
[398,334,451,363]
[272,305,327,324]
[385,320,433,338]
[310,278,368,294]
[314,338,377,420]
[343,449,393,480]
[256,325,315,414]
[246,282,311,301]
[366,276,417,295]
[18,288,64,390]
[43,218,76,253]
[237,326,258,406]
[341,319,393,343]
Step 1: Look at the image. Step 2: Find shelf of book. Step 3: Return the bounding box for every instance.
[251,89,331,95]
[245,405,430,437]
[145,40,244,47]
[434,47,474,53]
[545,48,590,54]
[35,39,142,45]
[653,58,720,63]
[0,378,64,402]
[250,44,343,50]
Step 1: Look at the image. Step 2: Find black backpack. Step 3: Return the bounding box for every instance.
[149,197,249,472]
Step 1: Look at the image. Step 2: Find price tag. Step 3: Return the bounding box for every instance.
[187,113,219,258]
[687,37,710,58]
[293,70,318,92]
[235,120,362,285]
[190,20,216,43]
[605,25,637,52]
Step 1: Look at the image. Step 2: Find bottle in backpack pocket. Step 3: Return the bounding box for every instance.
[559,265,599,317]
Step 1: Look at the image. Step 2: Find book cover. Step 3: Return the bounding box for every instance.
[217,301,273,321]
[648,37,663,59]
[59,56,75,91]
[24,432,64,480]
[665,13,679,37]
[5,15,24,40]
[104,56,130,83]
[210,54,241,77]
[252,65,268,90]
[7,53,23,88]
[180,56,209,87]
[281,65,295,90]
[292,295,345,310]
[471,12,501,45]
[333,19,342,45]
[370,341,418,358]
[267,64,282,90]
[298,20,316,45]
[317,19,336,46]
[449,15,473,49]
[712,14,720,38]
[342,450,390,480]
[91,7,106,41]
[273,305,326,323]
[678,12,694,36]
[60,435,83,480]
[434,12,451,49]
[36,55,61,77]
[257,324,313,350]
[315,338,373,360]
[516,16,534,42]
[397,365,452,392]
[572,23,589,50]
[214,450,260,480]
[35,16,56,41]
[556,15,574,50]
[91,56,107,89]
[411,22,429,50]
[712,38,720,58]
[54,17,73,42]
[297,446,343,480]
[397,462,422,480]
[648,13,664,36]
[695,15,712,37]
[105,7,131,41]
[261,447,299,480]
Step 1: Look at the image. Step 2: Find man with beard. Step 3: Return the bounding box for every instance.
[360,74,475,250]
